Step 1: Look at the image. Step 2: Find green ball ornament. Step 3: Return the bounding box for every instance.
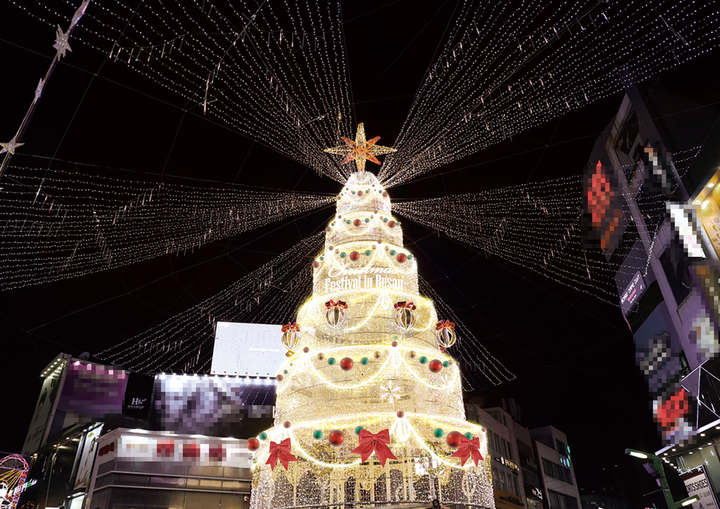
[360,357,369,365]
[383,218,388,223]
[340,252,346,258]
[419,356,428,364]
[465,432,473,439]
[313,430,323,440]
[442,361,450,368]
[389,250,396,256]
[328,357,336,365]
[365,250,372,256]
[434,428,444,438]
[355,426,364,435]
[259,432,268,440]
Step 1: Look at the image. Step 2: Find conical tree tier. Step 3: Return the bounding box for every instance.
[250,171,494,509]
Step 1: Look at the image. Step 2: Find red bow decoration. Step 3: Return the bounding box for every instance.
[351,429,397,466]
[281,322,300,333]
[325,299,348,309]
[394,301,416,310]
[450,435,483,467]
[435,320,455,331]
[265,438,298,471]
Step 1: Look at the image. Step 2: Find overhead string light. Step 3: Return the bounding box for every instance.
[394,175,671,305]
[96,231,324,374]
[379,0,720,187]
[417,275,516,390]
[8,0,357,182]
[0,163,333,290]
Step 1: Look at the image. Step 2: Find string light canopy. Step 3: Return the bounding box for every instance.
[0,164,334,290]
[7,0,717,187]
[96,232,325,374]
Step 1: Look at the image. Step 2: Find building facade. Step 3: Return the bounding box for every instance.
[466,404,581,509]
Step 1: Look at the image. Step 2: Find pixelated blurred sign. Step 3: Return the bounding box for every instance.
[211,322,286,377]
[582,160,624,255]
[620,271,646,315]
[682,466,719,509]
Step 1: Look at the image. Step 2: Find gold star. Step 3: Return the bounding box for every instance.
[324,123,396,172]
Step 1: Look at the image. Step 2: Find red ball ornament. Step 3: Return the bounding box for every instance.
[325,227,331,232]
[382,192,388,198]
[328,430,345,446]
[349,251,360,261]
[446,431,463,448]
[388,220,396,228]
[283,421,291,429]
[396,253,407,263]
[429,359,443,373]
[312,261,320,268]
[353,219,362,227]
[391,340,398,347]
[357,191,363,197]
[303,347,310,353]
[276,374,283,381]
[248,438,260,451]
[397,411,404,418]
[340,357,354,371]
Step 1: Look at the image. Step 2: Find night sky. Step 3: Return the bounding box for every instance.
[2,1,720,505]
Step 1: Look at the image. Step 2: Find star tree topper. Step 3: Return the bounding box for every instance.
[324,123,396,172]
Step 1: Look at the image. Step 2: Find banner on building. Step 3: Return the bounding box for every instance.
[682,466,719,509]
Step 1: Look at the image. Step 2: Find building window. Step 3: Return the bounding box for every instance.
[555,439,567,456]
[542,458,573,484]
[548,489,578,509]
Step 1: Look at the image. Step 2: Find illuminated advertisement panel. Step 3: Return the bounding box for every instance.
[154,374,274,436]
[22,358,67,455]
[72,423,103,490]
[211,322,287,377]
[115,433,251,468]
[47,362,127,442]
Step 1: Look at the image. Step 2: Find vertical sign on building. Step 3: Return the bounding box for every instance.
[682,466,719,509]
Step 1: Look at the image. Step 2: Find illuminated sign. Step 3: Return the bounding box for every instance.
[620,271,646,315]
[501,457,519,471]
[211,322,287,376]
[325,275,404,292]
[493,456,519,471]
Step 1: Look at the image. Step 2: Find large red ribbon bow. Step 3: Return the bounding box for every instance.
[351,429,397,466]
[394,301,416,310]
[281,322,300,333]
[450,435,483,466]
[265,438,298,471]
[435,319,455,331]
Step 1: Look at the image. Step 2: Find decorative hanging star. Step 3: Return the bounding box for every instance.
[0,136,24,156]
[324,123,396,172]
[53,25,72,58]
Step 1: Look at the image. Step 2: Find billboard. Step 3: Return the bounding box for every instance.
[47,361,127,443]
[154,374,274,437]
[211,322,287,377]
[72,423,103,490]
[22,358,67,455]
[682,466,719,509]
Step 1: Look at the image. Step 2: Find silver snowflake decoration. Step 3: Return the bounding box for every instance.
[53,25,72,58]
[0,136,24,155]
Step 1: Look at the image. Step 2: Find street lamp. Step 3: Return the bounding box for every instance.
[625,448,700,509]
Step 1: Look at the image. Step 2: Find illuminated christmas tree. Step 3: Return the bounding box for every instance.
[249,126,494,508]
